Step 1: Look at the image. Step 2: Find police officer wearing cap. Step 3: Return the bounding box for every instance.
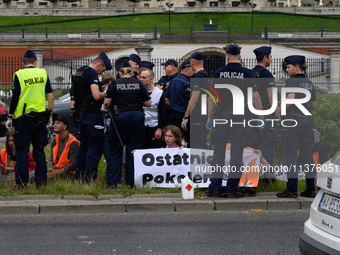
[156,59,179,91]
[116,54,140,80]
[164,60,194,144]
[251,46,280,166]
[76,51,112,183]
[277,55,317,198]
[207,45,263,198]
[104,60,151,189]
[182,51,210,149]
[6,49,54,189]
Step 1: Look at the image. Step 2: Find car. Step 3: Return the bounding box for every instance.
[0,100,8,137]
[57,93,71,102]
[299,152,340,254]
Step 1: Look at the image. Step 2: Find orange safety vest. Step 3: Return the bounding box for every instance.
[53,134,80,175]
[1,148,8,166]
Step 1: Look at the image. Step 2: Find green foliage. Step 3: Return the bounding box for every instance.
[313,93,340,157]
[26,0,34,3]
[218,0,226,2]
[240,0,250,3]
[127,0,139,3]
[197,0,206,3]
[2,0,11,3]
[49,0,58,2]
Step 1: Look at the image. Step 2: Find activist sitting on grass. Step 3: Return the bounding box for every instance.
[132,125,184,156]
[162,125,184,149]
[48,115,80,180]
[0,132,35,177]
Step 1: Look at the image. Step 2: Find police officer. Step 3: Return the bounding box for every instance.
[207,45,263,198]
[76,51,112,183]
[155,59,179,91]
[250,47,279,163]
[182,52,210,149]
[104,60,151,189]
[116,54,140,80]
[6,49,54,189]
[277,55,317,198]
[164,60,193,145]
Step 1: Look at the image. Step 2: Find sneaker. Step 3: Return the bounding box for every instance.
[226,192,244,198]
[276,189,298,198]
[300,189,316,198]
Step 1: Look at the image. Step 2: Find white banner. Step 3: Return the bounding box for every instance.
[134,147,260,188]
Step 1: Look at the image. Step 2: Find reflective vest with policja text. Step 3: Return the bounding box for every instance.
[13,68,47,119]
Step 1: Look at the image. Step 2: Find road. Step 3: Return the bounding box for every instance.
[0,210,309,255]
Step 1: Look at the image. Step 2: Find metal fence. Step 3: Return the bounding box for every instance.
[0,56,331,99]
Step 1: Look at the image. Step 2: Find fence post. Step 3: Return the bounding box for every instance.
[264,23,268,39]
[22,24,24,39]
[154,23,157,40]
[98,24,100,39]
[228,23,230,40]
[45,24,48,39]
[191,23,193,40]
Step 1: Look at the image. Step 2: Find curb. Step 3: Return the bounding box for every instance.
[0,193,314,215]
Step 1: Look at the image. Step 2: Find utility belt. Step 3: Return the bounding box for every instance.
[18,110,50,132]
[110,104,143,116]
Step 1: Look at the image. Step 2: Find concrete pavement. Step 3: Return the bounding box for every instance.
[0,192,314,215]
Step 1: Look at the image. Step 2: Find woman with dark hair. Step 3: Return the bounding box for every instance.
[0,132,35,176]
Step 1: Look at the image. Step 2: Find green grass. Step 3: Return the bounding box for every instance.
[1,12,340,34]
[0,143,308,197]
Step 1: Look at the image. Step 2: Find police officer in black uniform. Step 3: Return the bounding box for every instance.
[182,52,210,149]
[6,49,54,189]
[76,51,112,183]
[250,46,280,165]
[164,60,194,144]
[155,59,179,91]
[207,45,263,198]
[116,54,140,80]
[277,55,317,198]
[104,60,151,189]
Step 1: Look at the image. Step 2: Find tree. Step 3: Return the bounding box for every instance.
[26,0,34,3]
[2,0,11,3]
[240,0,250,3]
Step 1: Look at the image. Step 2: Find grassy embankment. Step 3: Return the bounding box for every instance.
[1,12,340,34]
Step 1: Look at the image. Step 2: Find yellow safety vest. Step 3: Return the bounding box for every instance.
[13,68,47,119]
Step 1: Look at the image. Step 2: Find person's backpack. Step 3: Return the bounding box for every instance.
[71,66,92,111]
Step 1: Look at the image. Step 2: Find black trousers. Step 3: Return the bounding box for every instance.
[140,126,161,149]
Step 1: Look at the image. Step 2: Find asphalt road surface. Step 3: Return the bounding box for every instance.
[0,210,309,255]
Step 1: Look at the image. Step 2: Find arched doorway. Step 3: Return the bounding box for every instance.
[182,47,226,76]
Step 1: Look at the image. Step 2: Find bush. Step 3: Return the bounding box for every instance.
[313,93,340,157]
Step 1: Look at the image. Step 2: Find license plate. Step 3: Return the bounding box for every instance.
[318,193,340,219]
